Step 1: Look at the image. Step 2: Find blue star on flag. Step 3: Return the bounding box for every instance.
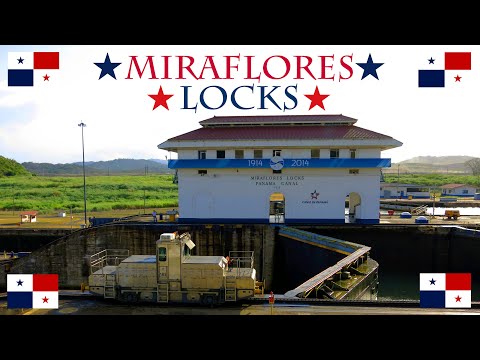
[94,53,121,80]
[356,54,384,80]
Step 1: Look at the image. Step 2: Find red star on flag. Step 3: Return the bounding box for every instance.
[304,86,329,110]
[42,296,49,303]
[148,86,173,111]
[455,75,461,82]
[43,74,50,81]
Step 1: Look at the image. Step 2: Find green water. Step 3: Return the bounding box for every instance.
[377,272,480,302]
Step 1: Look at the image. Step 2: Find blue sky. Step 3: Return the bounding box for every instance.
[0,44,478,164]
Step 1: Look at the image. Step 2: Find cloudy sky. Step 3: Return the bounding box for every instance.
[0,44,478,164]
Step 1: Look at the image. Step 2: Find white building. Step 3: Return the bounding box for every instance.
[380,183,431,199]
[158,115,402,225]
[441,184,477,197]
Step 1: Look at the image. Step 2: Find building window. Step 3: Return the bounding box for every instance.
[235,150,244,159]
[311,149,320,158]
[273,169,282,174]
[198,150,206,159]
[198,170,207,176]
[254,150,263,158]
[216,150,225,158]
[273,149,282,157]
[330,149,339,158]
[349,169,359,174]
[350,149,356,159]
[462,189,468,194]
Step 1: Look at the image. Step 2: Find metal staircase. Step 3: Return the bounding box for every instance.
[412,205,428,215]
[157,282,169,303]
[225,276,237,302]
[104,274,116,299]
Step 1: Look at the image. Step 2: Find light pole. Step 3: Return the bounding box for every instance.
[78,122,87,227]
[397,163,400,200]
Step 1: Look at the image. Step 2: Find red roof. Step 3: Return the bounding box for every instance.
[20,211,38,215]
[199,114,357,126]
[168,125,395,141]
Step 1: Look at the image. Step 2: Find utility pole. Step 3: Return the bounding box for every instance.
[78,122,87,227]
[396,164,400,200]
[432,189,436,217]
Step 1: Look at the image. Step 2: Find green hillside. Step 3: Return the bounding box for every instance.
[0,156,31,177]
[384,155,479,174]
[23,158,173,176]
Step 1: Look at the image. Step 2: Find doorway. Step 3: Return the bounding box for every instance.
[269,192,285,223]
[345,192,361,223]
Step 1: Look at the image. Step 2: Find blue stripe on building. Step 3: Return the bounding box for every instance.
[169,158,391,169]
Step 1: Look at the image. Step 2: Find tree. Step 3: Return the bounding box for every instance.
[465,158,480,175]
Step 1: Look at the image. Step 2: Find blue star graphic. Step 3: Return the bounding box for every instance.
[17,279,23,286]
[356,54,384,80]
[428,57,435,64]
[429,278,436,285]
[94,53,121,80]
[17,57,24,64]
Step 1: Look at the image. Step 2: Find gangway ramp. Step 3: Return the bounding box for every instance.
[278,226,378,300]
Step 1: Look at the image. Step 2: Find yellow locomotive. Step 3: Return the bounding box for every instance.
[88,232,264,305]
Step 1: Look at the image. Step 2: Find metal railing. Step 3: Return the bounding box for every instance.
[89,249,130,274]
[412,205,428,215]
[228,250,254,269]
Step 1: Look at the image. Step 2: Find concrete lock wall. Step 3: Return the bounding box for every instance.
[2,224,480,293]
[0,224,276,290]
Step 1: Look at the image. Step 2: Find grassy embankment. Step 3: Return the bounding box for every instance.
[0,174,178,228]
[1,173,479,228]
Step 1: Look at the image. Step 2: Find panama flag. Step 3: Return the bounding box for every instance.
[7,52,60,86]
[419,273,471,308]
[7,273,59,309]
[418,52,471,88]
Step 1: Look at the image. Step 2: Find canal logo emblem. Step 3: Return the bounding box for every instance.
[311,190,319,200]
[419,272,471,308]
[270,156,284,171]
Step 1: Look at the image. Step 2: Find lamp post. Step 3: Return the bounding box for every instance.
[78,122,87,227]
[397,163,400,200]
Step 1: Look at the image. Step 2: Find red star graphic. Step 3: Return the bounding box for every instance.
[311,190,319,199]
[304,86,329,110]
[43,74,50,81]
[148,86,173,111]
[42,296,49,303]
[455,75,462,82]
[455,295,462,302]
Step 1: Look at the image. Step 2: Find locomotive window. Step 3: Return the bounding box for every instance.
[158,247,167,262]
